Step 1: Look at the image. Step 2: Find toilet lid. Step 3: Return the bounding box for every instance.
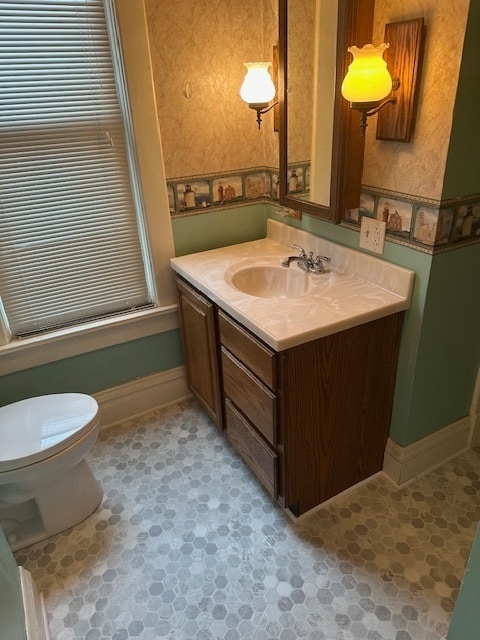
[0,393,99,472]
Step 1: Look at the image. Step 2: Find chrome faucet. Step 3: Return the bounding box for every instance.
[281,244,330,274]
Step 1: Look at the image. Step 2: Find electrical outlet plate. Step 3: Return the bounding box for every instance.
[359,216,386,254]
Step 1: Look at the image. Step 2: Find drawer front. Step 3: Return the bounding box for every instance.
[221,347,276,445]
[219,311,275,389]
[225,399,277,499]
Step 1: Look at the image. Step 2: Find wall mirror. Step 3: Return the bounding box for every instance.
[279,0,375,223]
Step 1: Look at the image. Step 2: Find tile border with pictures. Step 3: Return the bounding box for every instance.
[346,186,480,253]
[167,168,480,254]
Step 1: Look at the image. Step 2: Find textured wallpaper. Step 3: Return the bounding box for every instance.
[144,0,279,180]
[286,0,315,164]
[362,0,470,201]
[144,0,470,204]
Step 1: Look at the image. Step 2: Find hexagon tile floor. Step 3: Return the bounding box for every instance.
[14,399,480,640]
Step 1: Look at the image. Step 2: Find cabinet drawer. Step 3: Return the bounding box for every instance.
[218,311,275,389]
[221,347,276,445]
[225,399,277,499]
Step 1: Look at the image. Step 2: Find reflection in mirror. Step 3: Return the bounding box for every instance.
[279,0,375,223]
[286,0,337,207]
[311,2,337,205]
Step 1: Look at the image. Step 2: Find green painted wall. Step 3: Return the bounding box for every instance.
[1,330,183,406]
[407,243,480,441]
[172,204,267,256]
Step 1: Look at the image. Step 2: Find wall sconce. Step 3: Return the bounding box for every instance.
[342,18,425,141]
[341,43,398,136]
[240,62,278,129]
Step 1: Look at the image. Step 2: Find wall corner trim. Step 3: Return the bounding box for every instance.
[94,366,191,429]
[383,417,471,486]
[19,566,50,640]
[469,368,480,447]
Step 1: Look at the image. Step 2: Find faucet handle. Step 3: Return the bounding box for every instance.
[291,244,306,258]
[313,255,331,272]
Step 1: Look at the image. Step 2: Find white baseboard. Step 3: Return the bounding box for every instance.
[470,413,480,448]
[472,368,480,416]
[94,366,191,429]
[470,368,480,447]
[383,417,471,486]
[19,566,50,640]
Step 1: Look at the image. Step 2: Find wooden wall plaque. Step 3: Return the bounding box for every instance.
[376,17,425,142]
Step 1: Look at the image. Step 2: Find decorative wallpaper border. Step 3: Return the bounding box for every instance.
[167,166,480,255]
[348,186,480,254]
[167,167,281,216]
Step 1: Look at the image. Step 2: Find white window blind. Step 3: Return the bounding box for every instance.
[0,0,153,338]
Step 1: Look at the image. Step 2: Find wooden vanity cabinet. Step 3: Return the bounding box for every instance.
[175,277,223,429]
[175,275,404,516]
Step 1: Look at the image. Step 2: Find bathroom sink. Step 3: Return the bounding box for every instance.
[229,265,312,299]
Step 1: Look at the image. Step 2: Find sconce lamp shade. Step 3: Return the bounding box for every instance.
[240,62,276,106]
[341,43,393,103]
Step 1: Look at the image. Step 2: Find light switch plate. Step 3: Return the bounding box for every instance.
[359,216,386,254]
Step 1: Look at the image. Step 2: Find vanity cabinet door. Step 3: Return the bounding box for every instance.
[175,277,223,429]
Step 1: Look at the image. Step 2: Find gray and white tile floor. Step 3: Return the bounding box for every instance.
[15,399,480,640]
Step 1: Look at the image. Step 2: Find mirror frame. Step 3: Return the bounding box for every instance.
[279,0,375,223]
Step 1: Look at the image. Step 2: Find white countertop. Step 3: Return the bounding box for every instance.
[171,219,415,351]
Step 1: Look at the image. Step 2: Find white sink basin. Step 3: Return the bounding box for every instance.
[229,265,312,299]
[171,219,415,350]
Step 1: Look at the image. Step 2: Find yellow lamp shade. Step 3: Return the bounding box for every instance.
[240,62,276,106]
[341,43,393,103]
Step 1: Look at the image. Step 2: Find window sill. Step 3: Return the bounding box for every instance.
[0,304,179,376]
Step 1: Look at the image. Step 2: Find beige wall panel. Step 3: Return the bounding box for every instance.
[362,0,470,200]
[145,0,279,179]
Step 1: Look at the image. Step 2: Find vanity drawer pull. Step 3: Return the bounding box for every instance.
[225,399,277,499]
[218,311,275,389]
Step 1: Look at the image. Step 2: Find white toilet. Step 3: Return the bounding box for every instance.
[0,393,103,551]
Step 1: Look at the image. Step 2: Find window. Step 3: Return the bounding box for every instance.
[0,0,176,373]
[1,0,150,338]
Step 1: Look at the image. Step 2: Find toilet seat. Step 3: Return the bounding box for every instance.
[0,393,99,473]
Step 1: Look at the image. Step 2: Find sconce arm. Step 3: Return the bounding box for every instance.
[364,95,397,118]
[250,101,279,129]
[350,77,400,135]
